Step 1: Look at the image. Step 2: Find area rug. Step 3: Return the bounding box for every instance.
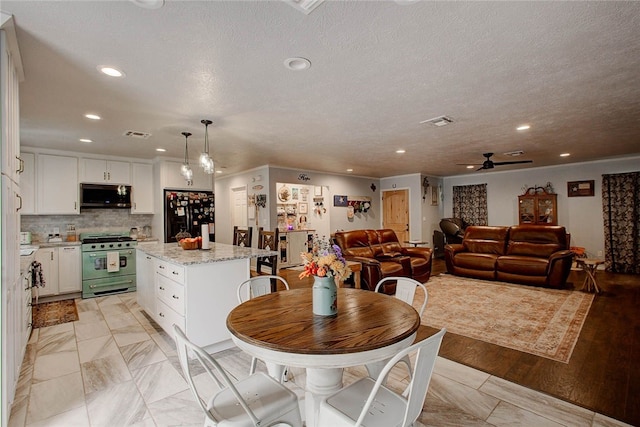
[32,299,79,329]
[420,274,594,363]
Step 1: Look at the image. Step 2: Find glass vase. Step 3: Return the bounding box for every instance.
[312,276,337,316]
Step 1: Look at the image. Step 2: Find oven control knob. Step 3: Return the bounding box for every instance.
[118,243,122,248]
[100,244,105,249]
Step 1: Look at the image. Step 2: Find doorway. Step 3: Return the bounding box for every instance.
[231,186,248,231]
[382,189,409,243]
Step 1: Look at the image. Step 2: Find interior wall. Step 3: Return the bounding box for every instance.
[442,155,640,258]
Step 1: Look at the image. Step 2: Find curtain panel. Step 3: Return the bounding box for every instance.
[452,184,488,226]
[602,171,640,274]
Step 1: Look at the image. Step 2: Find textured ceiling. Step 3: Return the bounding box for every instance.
[3,1,640,178]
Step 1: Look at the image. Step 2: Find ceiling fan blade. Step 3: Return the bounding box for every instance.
[493,160,533,166]
[476,166,486,171]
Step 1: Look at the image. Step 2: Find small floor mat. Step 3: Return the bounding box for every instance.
[32,299,79,329]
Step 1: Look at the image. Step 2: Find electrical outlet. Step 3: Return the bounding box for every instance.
[53,227,60,235]
[597,250,603,257]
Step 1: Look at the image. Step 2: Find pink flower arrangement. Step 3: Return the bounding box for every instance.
[299,235,352,281]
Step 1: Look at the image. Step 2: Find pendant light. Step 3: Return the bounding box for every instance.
[199,119,215,174]
[180,131,193,183]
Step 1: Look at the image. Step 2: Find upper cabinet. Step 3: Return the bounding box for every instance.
[518,186,557,225]
[131,163,154,214]
[160,160,213,191]
[37,154,79,214]
[80,159,131,184]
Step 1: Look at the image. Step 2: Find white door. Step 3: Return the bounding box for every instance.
[231,186,248,240]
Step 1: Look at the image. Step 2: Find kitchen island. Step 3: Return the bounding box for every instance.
[136,242,277,352]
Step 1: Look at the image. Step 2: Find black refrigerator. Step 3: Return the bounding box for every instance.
[164,189,215,243]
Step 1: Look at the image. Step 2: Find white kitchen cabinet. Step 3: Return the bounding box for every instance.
[58,246,82,293]
[37,154,79,214]
[33,246,81,297]
[81,158,131,184]
[161,160,213,190]
[20,152,35,214]
[34,248,58,297]
[131,162,154,214]
[135,249,156,315]
[278,230,313,267]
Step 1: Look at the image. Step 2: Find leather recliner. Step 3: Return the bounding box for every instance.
[334,229,432,294]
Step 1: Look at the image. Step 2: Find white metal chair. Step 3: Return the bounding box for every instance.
[172,324,302,427]
[317,328,446,427]
[237,275,290,381]
[375,277,428,317]
[367,277,428,384]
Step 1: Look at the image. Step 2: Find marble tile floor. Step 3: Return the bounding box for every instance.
[8,292,634,427]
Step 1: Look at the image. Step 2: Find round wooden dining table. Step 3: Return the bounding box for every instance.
[227,288,420,427]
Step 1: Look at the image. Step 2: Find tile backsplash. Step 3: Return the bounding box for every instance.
[21,209,154,242]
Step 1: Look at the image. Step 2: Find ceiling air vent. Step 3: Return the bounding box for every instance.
[281,0,325,14]
[420,115,454,127]
[123,130,151,139]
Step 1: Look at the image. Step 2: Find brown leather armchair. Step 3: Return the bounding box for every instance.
[334,229,432,294]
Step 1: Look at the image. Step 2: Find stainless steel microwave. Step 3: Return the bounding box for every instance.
[80,184,132,209]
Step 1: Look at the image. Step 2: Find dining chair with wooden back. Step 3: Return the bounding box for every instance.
[237,275,290,382]
[233,226,253,247]
[318,328,446,427]
[172,324,303,427]
[256,227,279,276]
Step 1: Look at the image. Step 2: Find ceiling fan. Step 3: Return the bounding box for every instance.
[460,152,533,171]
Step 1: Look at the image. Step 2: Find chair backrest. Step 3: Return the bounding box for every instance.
[173,324,261,426]
[233,226,253,247]
[257,227,279,274]
[356,328,446,427]
[237,275,290,303]
[375,277,428,317]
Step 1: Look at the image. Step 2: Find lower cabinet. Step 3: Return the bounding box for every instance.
[136,250,249,352]
[33,246,81,298]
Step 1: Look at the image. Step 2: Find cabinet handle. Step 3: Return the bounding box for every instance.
[159,265,165,269]
[74,201,77,211]
[16,156,24,174]
[172,271,179,275]
[158,312,165,318]
[16,193,22,211]
[51,252,54,261]
[104,171,107,180]
[172,295,179,299]
[146,256,151,260]
[159,286,165,290]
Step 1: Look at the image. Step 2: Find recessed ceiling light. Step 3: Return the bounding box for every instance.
[79,138,92,143]
[84,114,101,120]
[516,124,531,131]
[284,57,311,71]
[466,165,474,169]
[396,149,406,154]
[560,153,571,157]
[98,66,125,77]
[130,0,165,9]
[346,168,353,172]
[216,170,223,174]
[155,148,166,152]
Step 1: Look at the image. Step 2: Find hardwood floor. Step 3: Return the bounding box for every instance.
[278,260,640,426]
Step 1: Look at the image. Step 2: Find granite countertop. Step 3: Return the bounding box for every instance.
[136,242,278,266]
[32,240,82,248]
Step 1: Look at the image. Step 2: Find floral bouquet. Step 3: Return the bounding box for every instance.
[299,235,352,281]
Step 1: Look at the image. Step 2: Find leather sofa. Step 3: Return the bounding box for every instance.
[334,229,433,294]
[444,225,574,288]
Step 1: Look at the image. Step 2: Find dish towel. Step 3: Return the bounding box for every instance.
[31,260,46,288]
[106,251,120,272]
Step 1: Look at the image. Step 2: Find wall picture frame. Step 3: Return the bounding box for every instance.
[431,186,439,206]
[567,180,595,197]
[334,195,348,207]
[298,202,308,214]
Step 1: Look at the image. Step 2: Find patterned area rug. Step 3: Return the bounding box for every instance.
[420,274,594,363]
[32,299,79,329]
